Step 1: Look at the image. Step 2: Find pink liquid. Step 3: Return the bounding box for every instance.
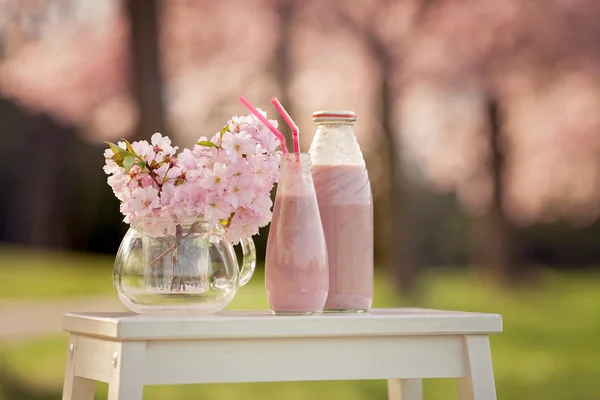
[312,164,374,311]
[265,179,329,314]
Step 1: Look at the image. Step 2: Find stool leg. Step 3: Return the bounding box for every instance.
[457,335,497,400]
[62,376,95,400]
[388,378,423,400]
[62,335,95,400]
[108,342,145,400]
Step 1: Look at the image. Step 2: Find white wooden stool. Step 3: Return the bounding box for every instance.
[61,308,502,400]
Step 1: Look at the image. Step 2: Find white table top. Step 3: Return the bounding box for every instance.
[63,308,502,340]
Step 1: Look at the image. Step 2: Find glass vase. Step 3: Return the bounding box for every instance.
[113,217,256,316]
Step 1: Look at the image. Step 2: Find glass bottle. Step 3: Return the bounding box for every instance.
[308,111,374,312]
[265,153,329,315]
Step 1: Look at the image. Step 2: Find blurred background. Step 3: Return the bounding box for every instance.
[1,0,599,399]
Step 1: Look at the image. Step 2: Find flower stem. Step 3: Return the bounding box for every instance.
[169,224,184,291]
[148,246,175,268]
[147,229,197,268]
[145,223,202,292]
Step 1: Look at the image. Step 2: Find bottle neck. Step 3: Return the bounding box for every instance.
[280,153,312,172]
[314,120,355,128]
[276,153,316,196]
[309,123,363,165]
[314,121,356,136]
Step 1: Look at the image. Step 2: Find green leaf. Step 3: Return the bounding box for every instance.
[197,140,216,147]
[110,151,129,167]
[105,141,127,155]
[220,125,229,138]
[138,160,146,169]
[122,139,137,155]
[123,155,136,172]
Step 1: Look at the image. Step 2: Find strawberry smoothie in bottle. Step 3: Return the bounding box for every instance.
[309,111,373,312]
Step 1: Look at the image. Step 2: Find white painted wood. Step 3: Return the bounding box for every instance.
[143,335,464,385]
[62,335,95,400]
[457,335,497,400]
[107,341,145,400]
[73,336,114,382]
[63,308,502,340]
[60,309,502,400]
[62,376,95,400]
[388,378,423,400]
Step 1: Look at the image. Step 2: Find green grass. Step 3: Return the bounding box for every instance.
[0,246,114,300]
[1,247,599,399]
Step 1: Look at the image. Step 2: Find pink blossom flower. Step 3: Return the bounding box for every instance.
[178,148,200,171]
[199,162,229,192]
[104,111,282,244]
[119,202,132,224]
[223,177,256,209]
[248,154,276,186]
[132,140,155,163]
[107,170,129,201]
[154,163,182,183]
[246,194,273,216]
[208,133,222,147]
[225,208,260,244]
[103,149,121,175]
[160,183,176,206]
[151,132,178,158]
[179,182,206,215]
[160,183,188,217]
[227,157,250,179]
[228,116,244,134]
[203,193,232,225]
[128,186,160,217]
[221,131,256,160]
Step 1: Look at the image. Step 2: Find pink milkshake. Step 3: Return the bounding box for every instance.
[309,110,374,312]
[312,164,373,311]
[265,153,329,315]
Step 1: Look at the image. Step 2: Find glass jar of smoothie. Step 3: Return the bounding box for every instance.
[309,111,374,312]
[265,153,329,315]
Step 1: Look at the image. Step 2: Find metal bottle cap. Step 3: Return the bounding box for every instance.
[312,110,356,122]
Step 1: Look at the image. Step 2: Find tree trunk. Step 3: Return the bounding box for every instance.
[378,63,418,295]
[473,96,519,283]
[272,0,294,151]
[4,111,74,249]
[126,0,168,141]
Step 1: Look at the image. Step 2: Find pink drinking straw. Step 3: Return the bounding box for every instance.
[271,97,300,154]
[239,96,288,153]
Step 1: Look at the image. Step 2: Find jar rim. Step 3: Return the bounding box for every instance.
[133,216,213,230]
[136,216,208,223]
[281,152,310,160]
[280,152,311,169]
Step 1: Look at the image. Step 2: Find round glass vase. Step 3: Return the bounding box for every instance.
[113,217,256,316]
